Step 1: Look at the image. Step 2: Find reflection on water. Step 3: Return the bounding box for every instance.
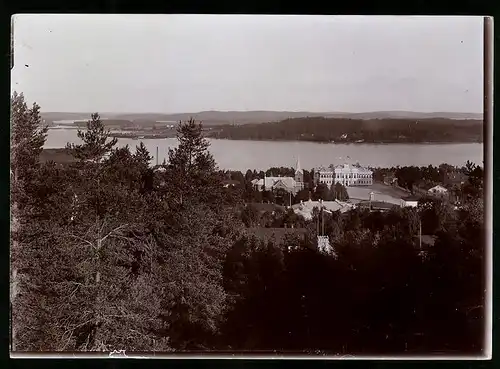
[44,129,483,171]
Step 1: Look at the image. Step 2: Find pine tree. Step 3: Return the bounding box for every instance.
[167,118,218,205]
[16,124,168,351]
[11,92,48,207]
[148,118,245,349]
[67,113,117,163]
[168,118,215,173]
[10,92,48,351]
[333,183,349,201]
[134,142,152,168]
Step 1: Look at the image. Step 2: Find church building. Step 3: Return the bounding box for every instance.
[251,158,304,195]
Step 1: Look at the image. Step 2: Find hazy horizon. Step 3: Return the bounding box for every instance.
[11,15,484,114]
[35,109,483,115]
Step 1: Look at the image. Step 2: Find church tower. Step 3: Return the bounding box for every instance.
[295,156,304,190]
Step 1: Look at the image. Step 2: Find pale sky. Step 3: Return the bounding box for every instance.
[11,15,484,113]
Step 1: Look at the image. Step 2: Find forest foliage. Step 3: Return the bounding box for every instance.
[209,116,483,143]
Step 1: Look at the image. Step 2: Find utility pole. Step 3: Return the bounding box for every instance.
[419,218,422,251]
[316,206,319,236]
[322,207,325,236]
[156,146,159,166]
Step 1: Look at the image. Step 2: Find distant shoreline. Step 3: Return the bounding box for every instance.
[46,127,483,145]
[207,137,483,145]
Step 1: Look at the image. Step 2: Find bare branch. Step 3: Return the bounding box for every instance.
[98,224,129,249]
[59,330,74,351]
[66,233,95,249]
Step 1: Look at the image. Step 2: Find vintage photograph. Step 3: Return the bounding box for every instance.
[10,15,490,358]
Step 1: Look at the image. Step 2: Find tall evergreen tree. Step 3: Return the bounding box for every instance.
[10,92,48,351]
[168,118,215,174]
[11,92,48,206]
[333,183,349,201]
[67,113,118,163]
[167,118,219,206]
[134,141,153,168]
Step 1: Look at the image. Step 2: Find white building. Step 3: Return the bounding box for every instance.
[428,185,448,196]
[401,196,419,208]
[314,163,373,187]
[292,199,354,220]
[251,176,299,193]
[317,235,336,258]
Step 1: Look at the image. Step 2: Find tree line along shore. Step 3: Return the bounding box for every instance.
[207,116,483,143]
[47,115,483,144]
[12,92,485,354]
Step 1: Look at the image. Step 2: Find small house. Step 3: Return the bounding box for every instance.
[251,176,299,194]
[428,185,448,196]
[401,196,420,208]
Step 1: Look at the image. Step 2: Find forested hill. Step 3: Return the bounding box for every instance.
[207,117,484,143]
[41,110,483,127]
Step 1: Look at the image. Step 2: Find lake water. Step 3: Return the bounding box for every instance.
[53,119,110,123]
[45,129,483,171]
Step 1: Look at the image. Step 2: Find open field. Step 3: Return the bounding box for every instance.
[346,182,408,205]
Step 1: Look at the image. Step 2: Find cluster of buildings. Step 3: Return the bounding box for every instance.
[292,199,355,220]
[243,160,468,258]
[248,159,459,219]
[250,160,374,195]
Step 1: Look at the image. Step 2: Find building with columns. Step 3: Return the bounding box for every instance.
[314,163,373,187]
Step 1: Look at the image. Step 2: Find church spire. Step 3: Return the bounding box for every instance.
[295,156,303,174]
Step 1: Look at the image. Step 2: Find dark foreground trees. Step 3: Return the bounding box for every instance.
[11,94,485,355]
[220,202,485,354]
[12,109,242,351]
[10,92,49,351]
